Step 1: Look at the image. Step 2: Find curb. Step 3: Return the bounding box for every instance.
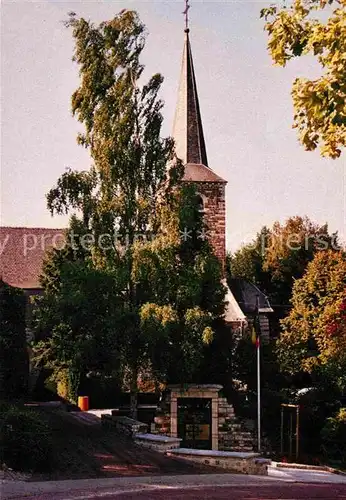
[272,462,346,476]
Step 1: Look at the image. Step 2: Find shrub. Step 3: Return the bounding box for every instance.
[0,404,53,472]
[321,408,346,464]
[0,281,29,400]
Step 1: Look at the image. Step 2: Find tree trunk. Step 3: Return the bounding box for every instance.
[130,366,138,420]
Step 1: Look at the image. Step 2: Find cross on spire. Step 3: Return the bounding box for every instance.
[183,0,190,32]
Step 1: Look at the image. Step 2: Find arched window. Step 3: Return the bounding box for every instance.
[196,194,204,213]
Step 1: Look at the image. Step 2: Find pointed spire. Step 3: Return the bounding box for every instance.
[173,29,208,167]
[172,16,226,183]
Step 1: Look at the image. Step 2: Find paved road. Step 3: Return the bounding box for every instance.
[4,483,346,500]
[3,471,346,500]
[116,484,346,499]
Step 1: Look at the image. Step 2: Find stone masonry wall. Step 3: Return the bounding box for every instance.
[154,391,254,453]
[197,182,226,270]
[218,397,254,452]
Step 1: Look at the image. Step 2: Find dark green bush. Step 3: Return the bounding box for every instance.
[0,281,29,400]
[0,404,53,472]
[321,408,346,464]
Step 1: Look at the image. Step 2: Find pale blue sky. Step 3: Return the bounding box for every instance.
[1,0,345,251]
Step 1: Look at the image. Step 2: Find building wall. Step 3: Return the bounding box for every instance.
[197,182,226,268]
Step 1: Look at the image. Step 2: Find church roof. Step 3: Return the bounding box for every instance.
[0,227,65,289]
[228,278,273,315]
[223,280,247,323]
[173,29,226,184]
[183,163,226,183]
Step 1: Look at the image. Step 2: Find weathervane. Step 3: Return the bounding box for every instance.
[183,0,190,32]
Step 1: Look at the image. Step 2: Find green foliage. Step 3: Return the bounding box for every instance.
[230,335,287,450]
[0,404,53,472]
[227,226,272,293]
[34,11,225,406]
[277,250,346,388]
[131,183,226,385]
[297,384,343,459]
[228,216,337,307]
[321,407,346,463]
[261,0,346,157]
[48,10,180,255]
[33,259,125,403]
[0,281,29,400]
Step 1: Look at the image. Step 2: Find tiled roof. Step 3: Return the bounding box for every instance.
[0,227,65,289]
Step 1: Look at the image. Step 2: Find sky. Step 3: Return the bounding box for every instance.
[1,0,345,251]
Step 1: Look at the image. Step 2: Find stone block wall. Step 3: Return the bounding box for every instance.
[102,415,148,437]
[218,397,254,452]
[198,182,226,269]
[154,414,171,436]
[153,387,254,453]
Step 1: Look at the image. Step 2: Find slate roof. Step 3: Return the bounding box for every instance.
[228,278,273,315]
[173,29,226,184]
[0,227,65,289]
[223,280,247,323]
[183,163,227,184]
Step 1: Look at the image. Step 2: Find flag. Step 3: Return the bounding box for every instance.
[251,324,260,348]
[251,325,257,345]
[252,294,261,348]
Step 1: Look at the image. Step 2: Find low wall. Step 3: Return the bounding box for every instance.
[167,449,270,475]
[102,415,148,436]
[134,433,181,452]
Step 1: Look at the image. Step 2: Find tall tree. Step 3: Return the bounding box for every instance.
[263,216,338,304]
[42,11,179,409]
[48,11,179,252]
[133,184,226,386]
[261,0,346,158]
[277,249,346,390]
[35,11,225,411]
[34,260,125,403]
[227,227,271,291]
[228,216,338,307]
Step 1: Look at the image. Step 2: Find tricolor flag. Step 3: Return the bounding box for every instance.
[251,295,261,348]
[251,324,260,348]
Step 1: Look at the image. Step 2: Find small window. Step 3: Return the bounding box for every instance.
[196,194,204,213]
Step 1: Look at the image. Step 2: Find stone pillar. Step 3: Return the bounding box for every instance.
[170,397,178,438]
[211,396,219,450]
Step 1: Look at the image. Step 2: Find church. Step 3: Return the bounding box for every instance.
[0,17,272,339]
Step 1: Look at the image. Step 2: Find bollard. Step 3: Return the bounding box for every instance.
[78,396,89,411]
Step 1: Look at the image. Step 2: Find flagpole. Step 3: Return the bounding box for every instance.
[256,295,261,453]
[257,334,261,452]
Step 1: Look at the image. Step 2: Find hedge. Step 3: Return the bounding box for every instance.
[0,403,53,472]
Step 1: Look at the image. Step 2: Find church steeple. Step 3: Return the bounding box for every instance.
[173,17,226,183]
[173,29,208,167]
[173,4,227,268]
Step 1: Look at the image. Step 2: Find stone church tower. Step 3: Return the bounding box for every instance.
[172,23,265,327]
[172,28,227,268]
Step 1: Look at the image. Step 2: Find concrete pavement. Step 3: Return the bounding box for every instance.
[268,465,346,484]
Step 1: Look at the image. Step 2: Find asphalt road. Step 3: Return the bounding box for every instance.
[4,469,346,500]
[117,484,346,499]
[5,483,346,500]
